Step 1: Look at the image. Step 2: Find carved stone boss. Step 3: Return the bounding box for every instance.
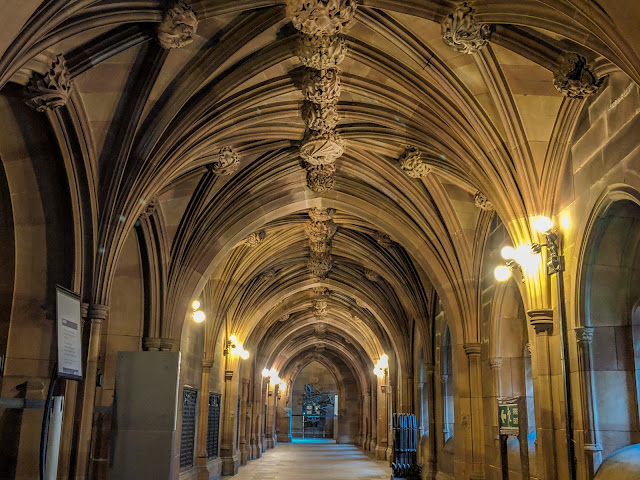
[286,0,357,192]
[305,207,336,278]
[157,0,198,49]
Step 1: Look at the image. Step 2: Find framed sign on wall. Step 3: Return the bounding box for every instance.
[56,286,83,380]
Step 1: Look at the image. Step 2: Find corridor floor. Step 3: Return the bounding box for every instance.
[232,442,391,480]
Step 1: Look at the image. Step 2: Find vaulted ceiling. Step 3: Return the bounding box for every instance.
[2,0,638,378]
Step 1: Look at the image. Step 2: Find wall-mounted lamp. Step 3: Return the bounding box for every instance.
[262,367,282,386]
[192,300,205,323]
[225,334,250,359]
[530,216,565,275]
[373,353,389,377]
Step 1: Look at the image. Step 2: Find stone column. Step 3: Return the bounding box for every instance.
[464,343,485,479]
[220,369,239,475]
[196,360,213,480]
[574,327,602,479]
[75,303,108,479]
[265,383,275,448]
[441,374,450,441]
[375,375,388,460]
[423,362,437,480]
[489,357,502,450]
[249,376,263,459]
[240,378,250,464]
[527,309,557,480]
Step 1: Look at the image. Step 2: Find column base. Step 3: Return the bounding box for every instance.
[376,445,387,460]
[220,452,240,476]
[277,434,292,443]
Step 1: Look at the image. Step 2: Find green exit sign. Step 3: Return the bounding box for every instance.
[498,403,519,434]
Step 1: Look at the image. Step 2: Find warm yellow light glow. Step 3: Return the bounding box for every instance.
[534,216,554,233]
[270,367,278,377]
[374,367,384,377]
[229,334,238,344]
[270,374,281,386]
[494,266,511,282]
[192,300,200,310]
[262,368,271,377]
[279,380,287,391]
[240,349,250,360]
[501,246,516,260]
[514,244,538,273]
[193,310,206,323]
[379,354,389,369]
[560,214,570,231]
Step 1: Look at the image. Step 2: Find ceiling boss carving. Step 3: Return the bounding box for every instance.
[474,191,494,211]
[156,0,198,49]
[240,230,266,247]
[24,55,72,112]
[398,146,431,178]
[553,53,603,99]
[306,208,337,279]
[441,3,491,54]
[286,0,357,36]
[208,146,240,175]
[287,0,357,194]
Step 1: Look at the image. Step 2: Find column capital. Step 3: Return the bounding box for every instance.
[242,378,250,386]
[574,326,594,346]
[489,357,502,369]
[527,308,554,334]
[202,359,214,369]
[88,303,109,322]
[80,302,89,319]
[464,342,482,357]
[225,370,234,381]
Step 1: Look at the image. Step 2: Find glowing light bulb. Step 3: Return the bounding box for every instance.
[534,216,553,233]
[262,368,270,377]
[192,300,200,310]
[240,349,250,360]
[270,367,278,377]
[501,246,516,260]
[279,381,287,391]
[229,334,237,344]
[193,310,205,323]
[494,266,511,282]
[380,354,389,368]
[560,214,570,231]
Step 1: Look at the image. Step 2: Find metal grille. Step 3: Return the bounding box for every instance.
[207,393,221,458]
[180,387,198,469]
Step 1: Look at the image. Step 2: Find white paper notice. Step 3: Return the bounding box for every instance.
[56,287,83,379]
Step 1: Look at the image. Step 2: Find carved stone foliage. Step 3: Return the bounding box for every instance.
[553,53,603,99]
[296,34,347,69]
[311,286,330,298]
[312,298,328,316]
[300,130,344,165]
[441,3,491,54]
[301,68,341,105]
[209,146,239,175]
[24,55,72,112]
[258,268,276,281]
[139,200,158,220]
[308,253,333,279]
[157,0,198,49]
[306,163,336,192]
[306,208,336,279]
[364,268,380,282]
[398,146,431,178]
[278,313,291,322]
[474,191,494,211]
[375,231,393,248]
[286,0,357,36]
[302,101,339,132]
[242,230,266,247]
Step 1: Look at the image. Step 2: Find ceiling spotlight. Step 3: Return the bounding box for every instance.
[534,216,554,234]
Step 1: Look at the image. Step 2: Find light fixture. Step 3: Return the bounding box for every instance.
[225,334,250,359]
[494,265,511,281]
[192,299,205,323]
[262,368,271,377]
[501,246,516,260]
[279,380,287,391]
[263,367,281,385]
[373,353,389,377]
[534,215,554,234]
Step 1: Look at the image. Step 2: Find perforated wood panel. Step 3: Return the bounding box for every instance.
[180,387,198,469]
